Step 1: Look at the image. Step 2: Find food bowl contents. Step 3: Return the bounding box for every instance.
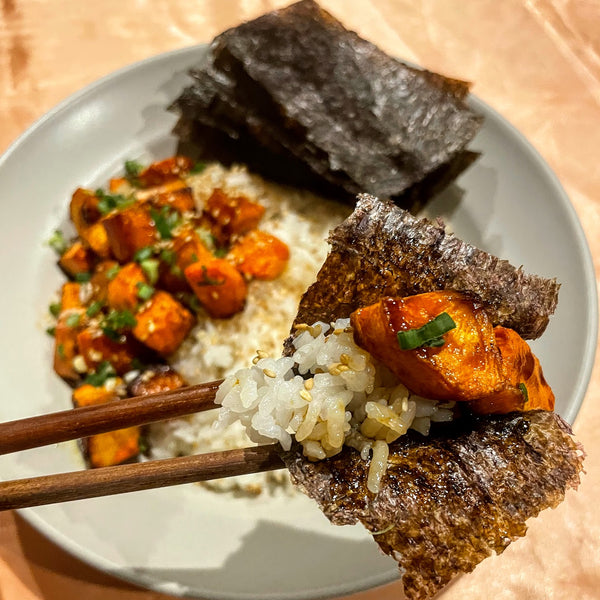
[217,287,555,494]
[215,195,583,600]
[173,0,483,211]
[47,156,350,478]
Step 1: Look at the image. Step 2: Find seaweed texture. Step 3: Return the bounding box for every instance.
[283,411,584,600]
[291,194,560,341]
[173,0,483,209]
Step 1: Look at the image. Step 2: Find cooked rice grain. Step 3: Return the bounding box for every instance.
[215,319,454,494]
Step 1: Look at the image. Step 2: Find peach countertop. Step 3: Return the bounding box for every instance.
[1,1,599,599]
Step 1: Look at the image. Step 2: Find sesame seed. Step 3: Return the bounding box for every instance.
[338,364,350,372]
[256,350,268,359]
[304,378,314,390]
[333,328,344,335]
[339,353,351,365]
[294,323,309,331]
[300,389,312,402]
[344,326,353,333]
[308,324,322,337]
[72,355,87,373]
[252,356,260,364]
[328,363,342,376]
[263,368,276,378]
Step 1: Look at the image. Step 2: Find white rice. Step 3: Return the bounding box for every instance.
[215,319,454,494]
[147,163,453,495]
[146,163,351,495]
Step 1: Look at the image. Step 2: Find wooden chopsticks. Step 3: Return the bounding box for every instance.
[0,379,285,511]
[0,444,284,511]
[0,379,223,455]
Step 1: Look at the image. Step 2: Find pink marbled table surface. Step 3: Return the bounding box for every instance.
[1,1,599,599]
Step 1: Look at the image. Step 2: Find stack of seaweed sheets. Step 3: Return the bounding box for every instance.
[172,0,483,209]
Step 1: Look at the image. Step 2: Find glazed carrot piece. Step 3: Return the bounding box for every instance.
[172,226,213,271]
[185,259,247,318]
[58,241,95,278]
[76,326,140,375]
[132,290,194,356]
[351,292,506,402]
[89,260,120,304]
[227,230,289,280]
[137,180,196,214]
[204,188,265,244]
[137,156,194,188]
[351,291,554,415]
[127,365,187,397]
[468,327,555,414]
[60,282,83,311]
[53,285,86,382]
[72,383,140,468]
[107,262,147,312]
[109,177,128,193]
[53,316,83,382]
[156,226,213,293]
[70,188,111,257]
[103,204,157,262]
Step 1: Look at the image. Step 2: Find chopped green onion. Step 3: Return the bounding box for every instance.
[151,206,180,239]
[138,435,150,455]
[65,313,81,328]
[190,161,206,174]
[195,227,216,252]
[49,302,61,318]
[133,246,154,262]
[140,258,159,285]
[160,248,176,266]
[74,272,91,283]
[48,230,68,255]
[95,189,134,215]
[101,309,137,341]
[397,312,456,350]
[86,300,104,318]
[213,247,228,258]
[57,343,65,359]
[125,160,144,177]
[519,383,529,403]
[136,281,155,301]
[106,264,121,280]
[46,326,56,337]
[84,360,116,387]
[179,292,202,313]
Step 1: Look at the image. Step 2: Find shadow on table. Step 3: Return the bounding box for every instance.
[129,519,396,598]
[12,514,172,598]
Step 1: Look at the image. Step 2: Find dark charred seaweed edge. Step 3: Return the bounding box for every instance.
[171,0,483,210]
[290,194,560,344]
[282,411,584,600]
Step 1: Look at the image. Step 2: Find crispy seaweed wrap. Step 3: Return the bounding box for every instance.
[172,0,483,210]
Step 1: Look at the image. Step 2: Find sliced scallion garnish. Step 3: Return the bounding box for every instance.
[105,264,121,280]
[397,312,456,350]
[65,312,81,328]
[48,230,68,255]
[134,246,154,262]
[136,281,155,301]
[140,258,159,285]
[86,300,104,318]
[74,272,91,283]
[49,302,61,318]
[84,360,116,387]
[518,383,529,403]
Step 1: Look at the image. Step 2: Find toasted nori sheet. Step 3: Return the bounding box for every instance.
[172,0,483,208]
[290,194,560,341]
[282,410,584,600]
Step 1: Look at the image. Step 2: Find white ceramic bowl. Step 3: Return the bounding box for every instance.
[0,46,596,599]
